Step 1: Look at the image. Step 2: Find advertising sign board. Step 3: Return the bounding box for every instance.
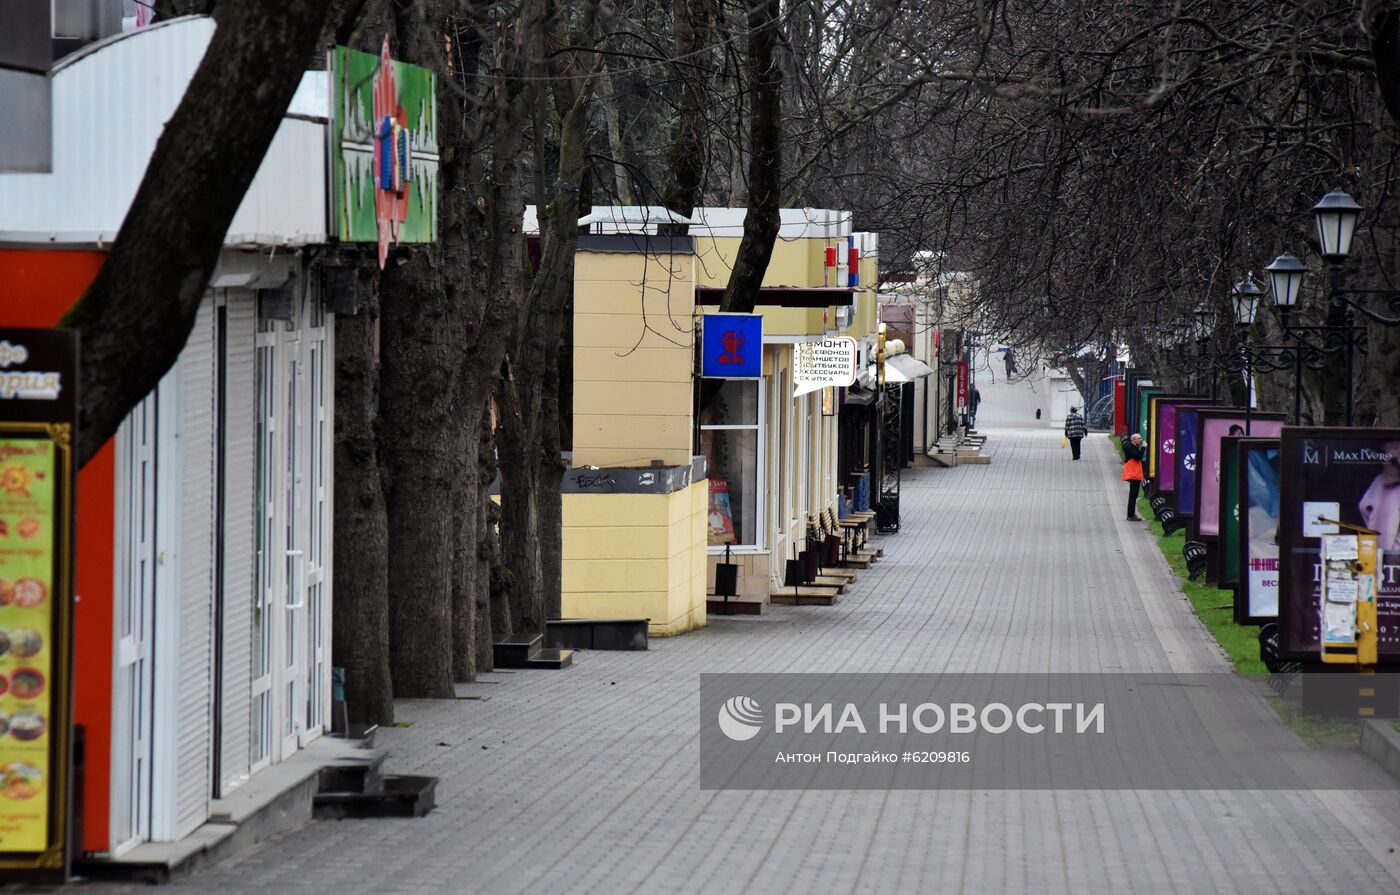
[1278,429,1400,661]
[330,37,440,267]
[0,328,76,883]
[793,337,857,396]
[1147,395,1203,483]
[1196,411,1285,538]
[701,314,763,379]
[1174,405,1204,518]
[1234,438,1281,625]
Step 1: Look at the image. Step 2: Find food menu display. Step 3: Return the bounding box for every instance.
[0,439,55,852]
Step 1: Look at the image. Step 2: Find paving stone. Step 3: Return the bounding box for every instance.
[83,420,1400,895]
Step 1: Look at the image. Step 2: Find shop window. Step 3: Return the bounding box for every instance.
[701,380,762,547]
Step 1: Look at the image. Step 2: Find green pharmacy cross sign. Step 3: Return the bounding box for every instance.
[330,36,440,267]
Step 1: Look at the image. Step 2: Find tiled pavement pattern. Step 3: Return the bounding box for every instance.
[88,429,1400,894]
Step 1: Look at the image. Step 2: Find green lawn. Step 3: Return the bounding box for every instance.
[1135,494,1267,674]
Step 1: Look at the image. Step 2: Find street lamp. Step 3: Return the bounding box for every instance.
[1265,251,1306,321]
[1231,274,1262,327]
[1312,188,1362,261]
[1231,275,1263,432]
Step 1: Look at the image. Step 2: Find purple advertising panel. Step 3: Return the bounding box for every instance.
[1174,407,1203,517]
[1155,399,1211,493]
[1197,412,1284,538]
[1235,439,1280,625]
[1279,429,1400,662]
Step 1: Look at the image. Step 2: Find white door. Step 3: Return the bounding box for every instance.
[251,326,277,771]
[302,295,330,743]
[111,398,157,855]
[280,323,306,759]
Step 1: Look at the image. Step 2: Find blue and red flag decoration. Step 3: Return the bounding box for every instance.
[701,313,763,379]
[848,237,860,287]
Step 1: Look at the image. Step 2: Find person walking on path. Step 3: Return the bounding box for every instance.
[1064,407,1087,460]
[1122,433,1146,520]
[968,387,982,427]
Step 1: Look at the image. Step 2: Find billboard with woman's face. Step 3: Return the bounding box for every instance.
[1278,429,1400,661]
[1234,439,1281,625]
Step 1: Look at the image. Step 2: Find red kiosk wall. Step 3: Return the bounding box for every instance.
[0,248,114,855]
[1113,378,1127,436]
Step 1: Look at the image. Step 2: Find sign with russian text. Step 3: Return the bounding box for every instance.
[701,314,762,379]
[793,337,857,397]
[0,329,75,883]
[956,359,968,406]
[1278,429,1400,661]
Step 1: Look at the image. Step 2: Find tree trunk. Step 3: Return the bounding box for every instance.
[332,263,394,724]
[476,404,504,669]
[717,0,783,316]
[496,0,598,637]
[379,252,457,697]
[62,0,332,466]
[659,0,715,219]
[452,419,480,680]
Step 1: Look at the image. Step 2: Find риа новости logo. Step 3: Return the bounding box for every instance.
[718,696,763,741]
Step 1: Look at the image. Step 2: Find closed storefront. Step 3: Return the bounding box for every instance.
[108,280,333,847]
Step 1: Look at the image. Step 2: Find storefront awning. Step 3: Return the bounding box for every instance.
[843,385,878,405]
[888,354,934,381]
[857,354,934,386]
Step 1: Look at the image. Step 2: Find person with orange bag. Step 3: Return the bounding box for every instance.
[1122,433,1146,520]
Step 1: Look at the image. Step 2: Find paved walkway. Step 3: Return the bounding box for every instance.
[95,430,1400,894]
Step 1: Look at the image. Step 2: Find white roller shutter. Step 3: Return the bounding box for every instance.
[173,296,216,839]
[219,292,256,795]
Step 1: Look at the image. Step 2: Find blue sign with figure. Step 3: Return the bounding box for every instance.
[702,313,763,379]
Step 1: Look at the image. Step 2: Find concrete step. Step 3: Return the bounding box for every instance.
[707,594,766,615]
[812,575,849,593]
[317,748,386,795]
[845,554,874,568]
[771,590,839,607]
[527,648,574,669]
[313,775,437,820]
[75,738,412,884]
[493,636,543,667]
[546,618,648,651]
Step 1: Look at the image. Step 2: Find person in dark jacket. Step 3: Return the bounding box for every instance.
[1122,433,1146,520]
[1064,407,1087,460]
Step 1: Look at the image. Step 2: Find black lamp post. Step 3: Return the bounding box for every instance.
[1192,303,1213,397]
[1261,188,1399,426]
[1230,274,1262,433]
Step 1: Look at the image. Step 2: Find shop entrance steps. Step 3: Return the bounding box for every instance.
[770,588,839,607]
[74,736,435,884]
[493,634,575,670]
[707,593,766,615]
[312,742,437,820]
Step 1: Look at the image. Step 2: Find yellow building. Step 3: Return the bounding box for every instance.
[558,206,880,635]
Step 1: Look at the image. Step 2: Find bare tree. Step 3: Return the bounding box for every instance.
[62,0,333,465]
